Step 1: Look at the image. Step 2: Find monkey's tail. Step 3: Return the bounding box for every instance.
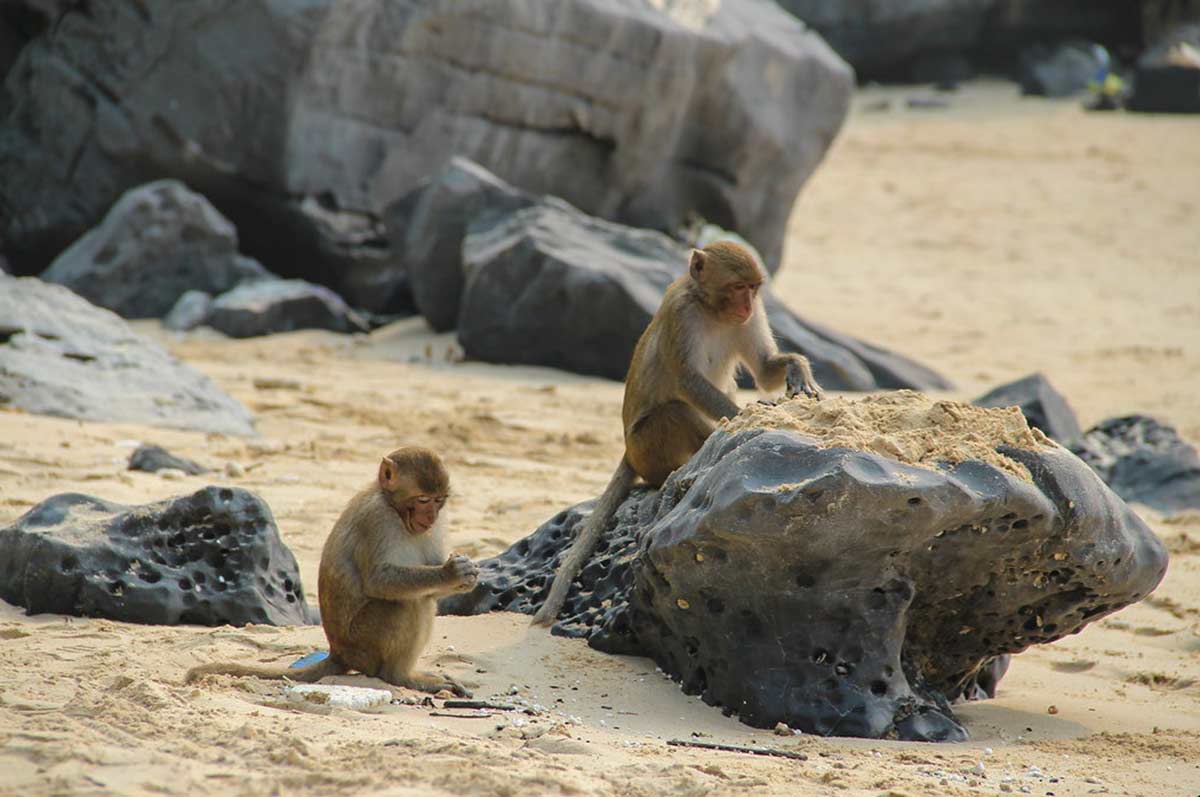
[531,457,637,627]
[184,654,346,685]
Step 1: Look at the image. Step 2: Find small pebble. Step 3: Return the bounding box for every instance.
[970,762,986,777]
[224,461,245,478]
[773,722,791,736]
[676,598,690,610]
[158,468,186,480]
[1047,705,1058,715]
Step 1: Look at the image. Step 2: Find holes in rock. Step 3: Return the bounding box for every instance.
[867,588,888,610]
[883,666,894,678]
[794,572,815,589]
[1012,519,1029,530]
[834,662,853,677]
[179,577,192,590]
[870,680,889,696]
[218,488,233,502]
[60,555,78,572]
[907,497,922,506]
[193,572,206,584]
[812,648,831,665]
[283,578,294,592]
[168,533,186,547]
[705,596,725,614]
[108,579,125,595]
[286,594,295,603]
[1043,624,1057,634]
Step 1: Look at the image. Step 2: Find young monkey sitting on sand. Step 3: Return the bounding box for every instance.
[187,447,479,696]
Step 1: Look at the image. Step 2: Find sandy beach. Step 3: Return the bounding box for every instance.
[2,82,1199,796]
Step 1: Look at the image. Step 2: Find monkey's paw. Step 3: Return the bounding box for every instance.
[444,554,479,591]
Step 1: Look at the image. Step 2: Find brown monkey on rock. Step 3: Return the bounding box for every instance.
[187,447,478,695]
[532,240,823,626]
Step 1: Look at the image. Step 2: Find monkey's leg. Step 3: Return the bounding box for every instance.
[627,401,713,487]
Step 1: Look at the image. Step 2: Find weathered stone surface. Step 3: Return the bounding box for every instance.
[1071,415,1200,513]
[128,444,208,476]
[0,275,255,436]
[458,198,951,390]
[392,157,535,333]
[0,488,318,626]
[204,279,370,339]
[164,290,214,332]
[973,372,1083,446]
[443,398,1167,740]
[775,0,991,78]
[40,181,271,318]
[0,0,852,278]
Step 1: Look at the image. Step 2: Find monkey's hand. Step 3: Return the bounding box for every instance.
[785,362,824,401]
[442,554,479,592]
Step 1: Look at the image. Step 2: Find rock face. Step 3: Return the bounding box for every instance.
[973,372,1083,446]
[0,0,852,279]
[457,197,951,390]
[0,488,317,626]
[40,181,271,318]
[1071,415,1200,513]
[204,279,370,339]
[443,394,1168,740]
[0,275,256,436]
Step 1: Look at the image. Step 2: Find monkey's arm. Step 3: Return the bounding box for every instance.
[753,352,823,399]
[678,366,741,421]
[361,563,460,601]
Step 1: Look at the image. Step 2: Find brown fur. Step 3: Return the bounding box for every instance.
[532,241,822,625]
[186,447,477,695]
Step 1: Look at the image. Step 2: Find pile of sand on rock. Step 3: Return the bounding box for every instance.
[724,390,1055,481]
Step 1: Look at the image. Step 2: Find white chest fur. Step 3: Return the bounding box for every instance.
[690,323,744,394]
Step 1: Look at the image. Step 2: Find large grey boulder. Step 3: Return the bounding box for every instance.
[443,394,1168,740]
[457,198,951,391]
[39,180,271,318]
[0,487,318,626]
[1071,415,1200,513]
[203,279,370,339]
[973,372,1083,446]
[0,0,852,280]
[0,275,255,436]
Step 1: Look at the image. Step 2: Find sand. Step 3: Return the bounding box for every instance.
[2,81,1199,796]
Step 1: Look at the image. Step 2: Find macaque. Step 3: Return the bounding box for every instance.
[532,240,822,626]
[187,447,478,695]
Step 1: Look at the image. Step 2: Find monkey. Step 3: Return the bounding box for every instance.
[186,447,479,696]
[531,240,822,626]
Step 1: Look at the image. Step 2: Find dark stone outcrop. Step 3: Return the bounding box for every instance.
[40,181,271,318]
[204,279,370,339]
[0,275,255,436]
[1071,415,1200,513]
[391,157,535,332]
[973,373,1083,446]
[443,406,1167,740]
[0,0,852,278]
[128,444,208,476]
[457,197,951,391]
[0,488,317,626]
[1128,25,1200,114]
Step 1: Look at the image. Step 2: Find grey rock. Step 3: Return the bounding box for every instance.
[0,487,318,626]
[457,198,951,391]
[164,290,214,332]
[973,372,1083,446]
[205,279,370,339]
[392,157,535,332]
[0,0,851,278]
[40,180,271,318]
[0,274,255,436]
[443,422,1167,740]
[1018,41,1108,97]
[128,444,208,476]
[1129,24,1200,115]
[1071,415,1200,513]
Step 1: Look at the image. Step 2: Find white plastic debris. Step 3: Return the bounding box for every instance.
[285,684,392,710]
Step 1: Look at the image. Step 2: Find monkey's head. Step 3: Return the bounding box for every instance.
[378,447,451,535]
[688,240,765,325]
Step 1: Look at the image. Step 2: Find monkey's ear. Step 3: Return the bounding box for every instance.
[689,249,706,279]
[378,457,401,491]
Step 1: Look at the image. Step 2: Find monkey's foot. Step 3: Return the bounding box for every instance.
[403,672,472,698]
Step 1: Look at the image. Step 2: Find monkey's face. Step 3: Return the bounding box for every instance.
[398,493,447,535]
[689,242,765,324]
[717,279,761,324]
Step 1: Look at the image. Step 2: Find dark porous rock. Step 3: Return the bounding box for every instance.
[1129,24,1200,115]
[0,0,851,278]
[443,394,1167,740]
[40,181,271,318]
[458,198,951,391]
[391,157,535,333]
[973,372,1083,446]
[164,290,214,332]
[205,279,370,339]
[1017,41,1109,97]
[0,488,318,626]
[128,444,208,476]
[0,275,255,436]
[1071,415,1200,513]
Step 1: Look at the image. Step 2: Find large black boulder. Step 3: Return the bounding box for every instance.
[973,372,1083,446]
[39,180,271,318]
[1071,415,1200,513]
[457,198,951,391]
[443,396,1167,741]
[0,487,318,626]
[0,275,256,436]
